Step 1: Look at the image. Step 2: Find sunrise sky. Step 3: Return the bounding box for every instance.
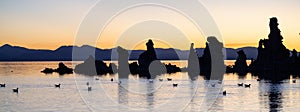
[0,0,300,50]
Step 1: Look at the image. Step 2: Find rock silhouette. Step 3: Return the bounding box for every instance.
[41,62,73,75]
[136,39,178,79]
[129,62,139,75]
[164,63,181,74]
[138,39,158,71]
[199,42,211,76]
[249,17,292,80]
[74,55,116,75]
[137,39,159,79]
[117,46,130,79]
[128,39,181,79]
[290,49,300,75]
[187,43,200,80]
[233,50,248,75]
[198,36,225,80]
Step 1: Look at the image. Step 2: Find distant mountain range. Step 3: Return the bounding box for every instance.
[0,44,259,61]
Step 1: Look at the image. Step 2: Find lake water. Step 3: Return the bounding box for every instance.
[0,61,300,112]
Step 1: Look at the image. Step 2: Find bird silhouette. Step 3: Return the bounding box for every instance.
[223,90,226,95]
[244,84,251,88]
[12,88,19,93]
[88,86,92,91]
[173,83,178,87]
[0,83,5,87]
[237,83,243,86]
[55,84,61,88]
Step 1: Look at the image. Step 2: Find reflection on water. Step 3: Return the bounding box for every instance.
[1,61,300,111]
[259,81,284,112]
[118,79,128,106]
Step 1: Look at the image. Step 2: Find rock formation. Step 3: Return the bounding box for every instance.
[199,42,211,76]
[187,43,200,80]
[74,55,116,75]
[129,62,139,75]
[41,62,73,75]
[138,39,157,71]
[128,39,181,79]
[199,36,225,80]
[137,39,162,79]
[250,17,291,80]
[117,46,130,78]
[234,50,248,75]
[290,49,300,76]
[165,63,181,74]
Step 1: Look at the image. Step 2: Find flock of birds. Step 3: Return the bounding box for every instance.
[1,78,297,95]
[0,83,19,93]
[0,83,62,93]
[222,79,297,96]
[85,77,178,92]
[0,77,179,94]
[221,80,253,96]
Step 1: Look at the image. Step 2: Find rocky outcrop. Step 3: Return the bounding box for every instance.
[199,37,225,80]
[126,39,181,79]
[74,55,116,75]
[41,62,73,75]
[138,39,157,71]
[117,46,130,78]
[290,49,300,76]
[187,43,200,80]
[234,50,248,75]
[136,39,158,78]
[250,17,291,80]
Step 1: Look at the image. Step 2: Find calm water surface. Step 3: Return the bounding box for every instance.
[0,61,300,111]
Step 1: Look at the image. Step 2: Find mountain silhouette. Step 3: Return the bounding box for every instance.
[0,44,274,61]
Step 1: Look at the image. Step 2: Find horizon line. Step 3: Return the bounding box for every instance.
[0,43,259,51]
